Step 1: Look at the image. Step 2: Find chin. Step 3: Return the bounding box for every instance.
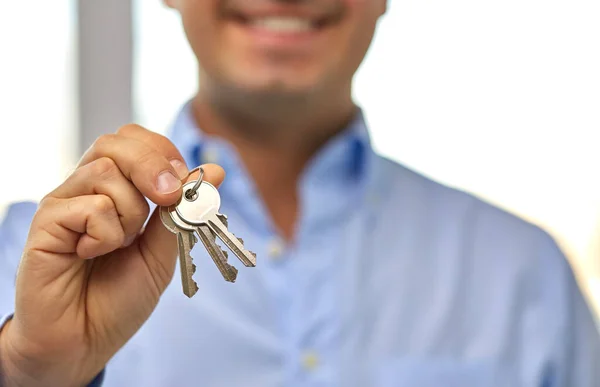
[236,72,321,96]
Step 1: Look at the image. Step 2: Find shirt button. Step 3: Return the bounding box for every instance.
[202,147,219,164]
[267,238,285,259]
[301,350,320,371]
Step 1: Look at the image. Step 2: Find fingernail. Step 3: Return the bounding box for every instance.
[123,234,136,247]
[157,171,181,194]
[170,159,188,180]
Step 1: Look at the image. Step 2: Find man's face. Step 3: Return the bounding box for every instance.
[166,0,386,97]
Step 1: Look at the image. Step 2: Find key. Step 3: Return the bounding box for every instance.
[195,222,239,282]
[175,180,257,268]
[159,205,200,298]
[160,166,255,295]
[164,172,241,283]
[165,201,239,285]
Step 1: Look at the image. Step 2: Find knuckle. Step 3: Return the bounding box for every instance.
[153,132,174,148]
[121,124,178,154]
[88,157,119,180]
[156,137,181,158]
[116,123,144,136]
[91,133,118,150]
[90,194,115,215]
[65,196,85,215]
[86,134,118,161]
[136,147,162,169]
[38,194,58,212]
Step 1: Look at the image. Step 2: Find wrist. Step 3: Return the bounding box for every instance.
[0,319,88,387]
[0,319,21,387]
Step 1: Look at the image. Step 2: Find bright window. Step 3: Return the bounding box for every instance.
[0,1,78,214]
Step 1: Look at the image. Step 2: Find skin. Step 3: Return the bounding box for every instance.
[0,1,386,385]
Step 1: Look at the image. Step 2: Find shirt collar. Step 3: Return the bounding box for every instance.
[300,108,371,186]
[166,100,373,190]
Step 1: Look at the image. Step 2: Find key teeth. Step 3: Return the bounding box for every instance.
[217,213,228,227]
[191,263,197,275]
[226,231,256,266]
[248,251,257,267]
[227,267,239,283]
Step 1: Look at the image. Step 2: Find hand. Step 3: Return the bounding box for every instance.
[0,125,225,387]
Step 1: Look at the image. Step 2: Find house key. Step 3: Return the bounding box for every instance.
[160,167,256,297]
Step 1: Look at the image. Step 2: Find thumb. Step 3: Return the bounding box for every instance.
[136,164,226,289]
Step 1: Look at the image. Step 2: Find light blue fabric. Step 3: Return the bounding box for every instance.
[1,103,599,386]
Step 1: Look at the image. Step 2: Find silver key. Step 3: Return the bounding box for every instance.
[165,198,239,284]
[176,180,257,268]
[195,222,239,283]
[159,205,200,298]
[161,167,255,293]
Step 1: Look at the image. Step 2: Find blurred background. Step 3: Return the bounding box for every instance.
[0,1,599,320]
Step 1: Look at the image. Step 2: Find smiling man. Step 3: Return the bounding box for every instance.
[0,1,599,386]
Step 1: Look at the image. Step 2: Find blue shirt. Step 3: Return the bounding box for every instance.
[1,103,599,387]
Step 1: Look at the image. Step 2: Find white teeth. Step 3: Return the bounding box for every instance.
[251,17,314,33]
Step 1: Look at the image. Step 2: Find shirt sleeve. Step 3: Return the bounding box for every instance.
[0,202,38,328]
[537,232,600,386]
[561,255,600,385]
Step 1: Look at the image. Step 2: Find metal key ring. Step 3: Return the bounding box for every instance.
[184,166,204,201]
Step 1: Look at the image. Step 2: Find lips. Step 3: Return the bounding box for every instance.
[222,1,342,34]
[248,16,316,33]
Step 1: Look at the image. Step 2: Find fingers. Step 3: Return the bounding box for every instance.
[37,121,227,279]
[116,124,189,179]
[77,129,183,206]
[49,157,149,243]
[186,163,226,187]
[28,161,225,282]
[33,195,125,259]
[48,156,225,258]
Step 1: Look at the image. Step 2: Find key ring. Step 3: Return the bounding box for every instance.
[184,166,204,201]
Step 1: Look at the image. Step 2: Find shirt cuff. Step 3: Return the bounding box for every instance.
[0,313,105,387]
[88,369,105,387]
[0,313,13,332]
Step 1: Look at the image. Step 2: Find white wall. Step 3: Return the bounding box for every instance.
[354,0,600,306]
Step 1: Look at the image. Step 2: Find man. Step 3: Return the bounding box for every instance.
[0,0,599,386]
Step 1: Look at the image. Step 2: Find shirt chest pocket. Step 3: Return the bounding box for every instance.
[373,357,503,387]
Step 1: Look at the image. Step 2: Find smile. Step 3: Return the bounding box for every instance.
[248,16,316,34]
[222,4,343,50]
